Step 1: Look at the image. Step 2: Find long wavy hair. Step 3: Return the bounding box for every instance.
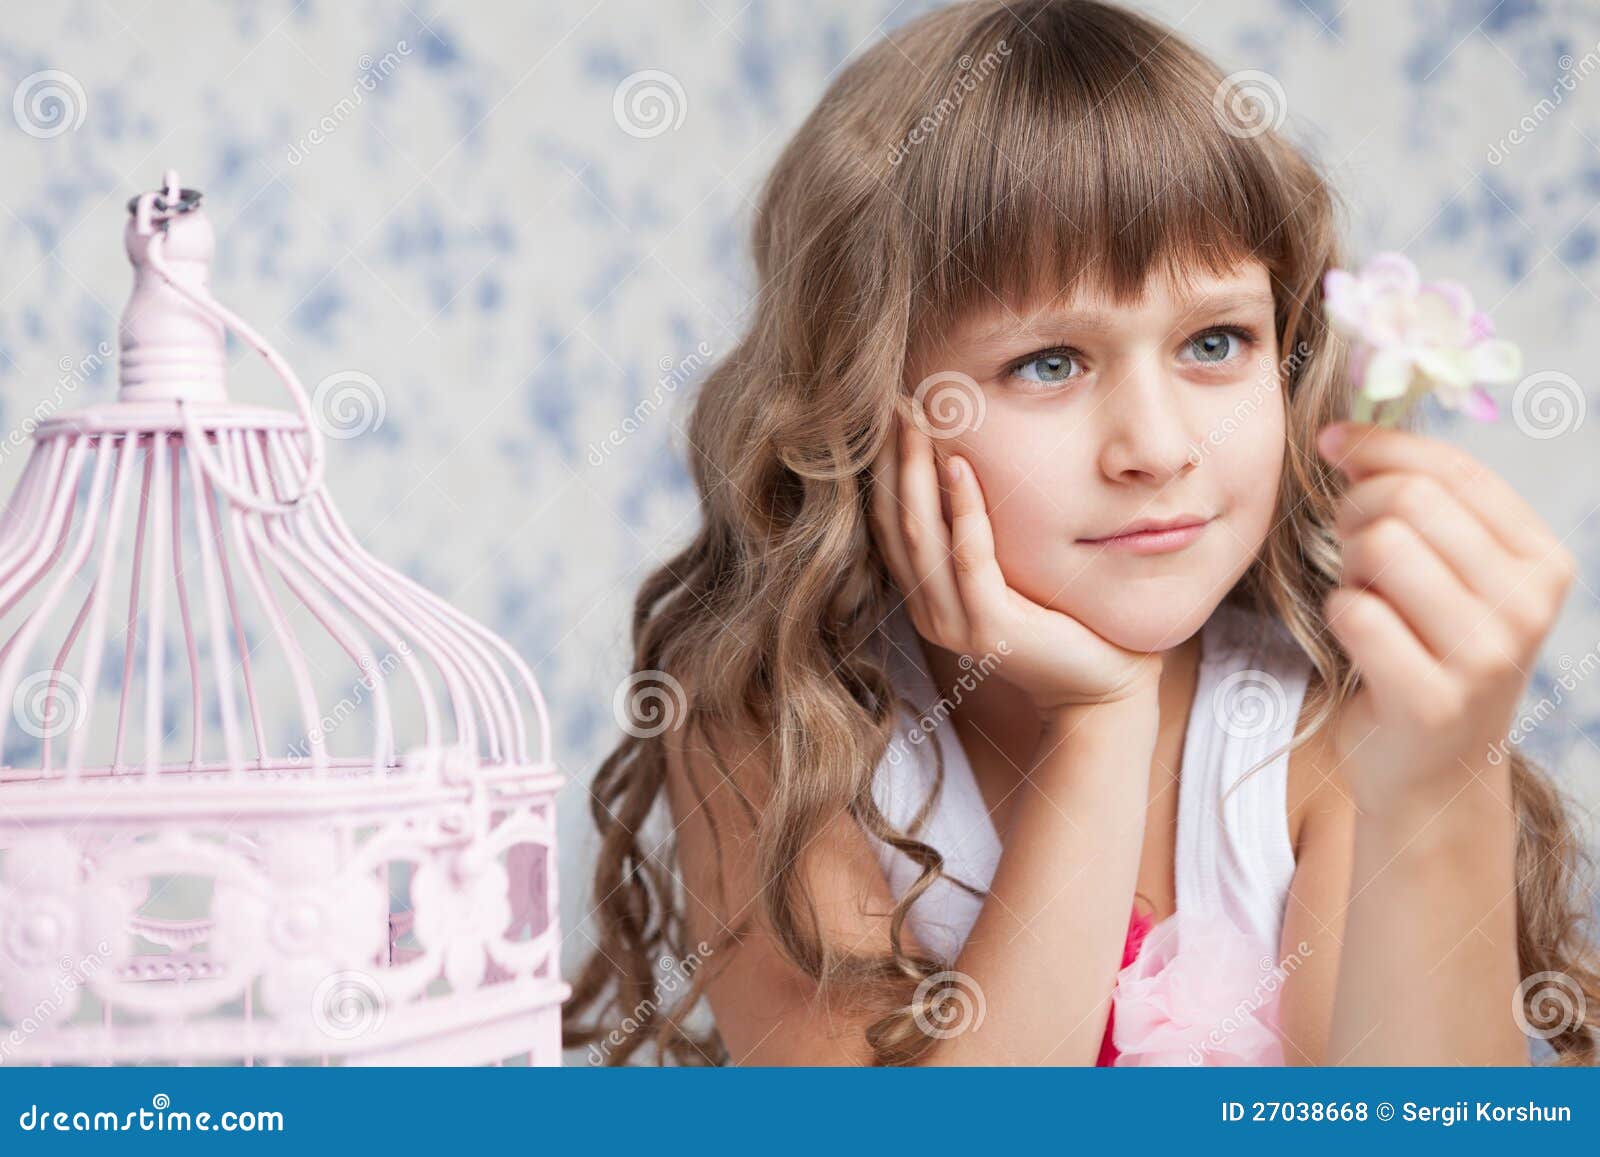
[562,0,1600,1065]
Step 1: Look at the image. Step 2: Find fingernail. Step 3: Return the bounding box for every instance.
[1317,423,1348,459]
[946,455,966,483]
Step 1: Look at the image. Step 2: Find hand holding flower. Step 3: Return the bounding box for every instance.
[1313,420,1575,815]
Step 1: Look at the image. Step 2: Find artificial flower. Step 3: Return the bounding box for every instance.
[1111,908,1286,1066]
[1323,251,1521,425]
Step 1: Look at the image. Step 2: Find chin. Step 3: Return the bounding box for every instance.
[995,541,1246,654]
[1035,582,1220,654]
[1079,603,1210,653]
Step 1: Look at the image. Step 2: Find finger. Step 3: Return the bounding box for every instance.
[1317,421,1552,559]
[897,414,967,638]
[944,455,1009,633]
[1323,585,1439,709]
[1335,473,1523,608]
[1338,514,1486,661]
[869,418,916,600]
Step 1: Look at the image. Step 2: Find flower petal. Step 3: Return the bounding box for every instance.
[1413,285,1475,347]
[1322,269,1366,332]
[1413,346,1475,391]
[1361,346,1417,400]
[1362,252,1420,298]
[1420,278,1476,319]
[1464,338,1522,383]
[1463,385,1500,421]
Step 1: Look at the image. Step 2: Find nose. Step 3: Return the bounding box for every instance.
[1095,355,1198,486]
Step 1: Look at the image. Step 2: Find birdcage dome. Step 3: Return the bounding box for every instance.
[0,172,565,1065]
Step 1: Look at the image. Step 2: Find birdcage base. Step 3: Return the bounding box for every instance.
[0,976,569,1066]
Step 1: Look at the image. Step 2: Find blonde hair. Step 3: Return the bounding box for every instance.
[562,0,1600,1065]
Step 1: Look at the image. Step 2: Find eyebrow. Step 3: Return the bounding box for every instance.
[963,287,1277,347]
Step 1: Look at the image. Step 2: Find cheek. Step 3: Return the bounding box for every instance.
[948,418,1088,588]
[1209,389,1287,532]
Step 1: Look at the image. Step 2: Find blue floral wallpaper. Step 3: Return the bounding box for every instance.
[0,0,1596,1065]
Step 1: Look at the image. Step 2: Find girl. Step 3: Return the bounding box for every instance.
[563,0,1600,1065]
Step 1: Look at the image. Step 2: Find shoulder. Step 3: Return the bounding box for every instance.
[657,683,932,1065]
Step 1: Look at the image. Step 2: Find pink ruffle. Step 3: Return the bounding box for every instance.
[1110,909,1286,1066]
[1095,904,1157,1066]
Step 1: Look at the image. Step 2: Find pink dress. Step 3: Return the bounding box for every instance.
[1105,905,1287,1066]
[1096,903,1157,1066]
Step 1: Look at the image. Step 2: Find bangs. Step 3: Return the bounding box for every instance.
[894,1,1300,346]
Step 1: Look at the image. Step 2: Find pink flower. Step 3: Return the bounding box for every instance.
[1111,910,1286,1066]
[1323,251,1521,426]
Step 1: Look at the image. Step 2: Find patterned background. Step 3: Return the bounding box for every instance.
[0,0,1596,1065]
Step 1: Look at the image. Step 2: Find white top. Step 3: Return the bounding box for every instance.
[868,600,1313,965]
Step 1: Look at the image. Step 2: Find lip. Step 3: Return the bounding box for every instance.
[1078,514,1213,555]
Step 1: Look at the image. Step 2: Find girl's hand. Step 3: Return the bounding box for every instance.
[1315,420,1577,813]
[869,410,1163,714]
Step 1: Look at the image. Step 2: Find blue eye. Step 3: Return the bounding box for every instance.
[1012,350,1080,384]
[1182,328,1248,365]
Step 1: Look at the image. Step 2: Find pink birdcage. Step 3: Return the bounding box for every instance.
[0,171,566,1065]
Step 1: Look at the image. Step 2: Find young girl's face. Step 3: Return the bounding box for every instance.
[908,259,1285,653]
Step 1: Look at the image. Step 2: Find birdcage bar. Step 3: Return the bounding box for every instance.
[272,428,551,768]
